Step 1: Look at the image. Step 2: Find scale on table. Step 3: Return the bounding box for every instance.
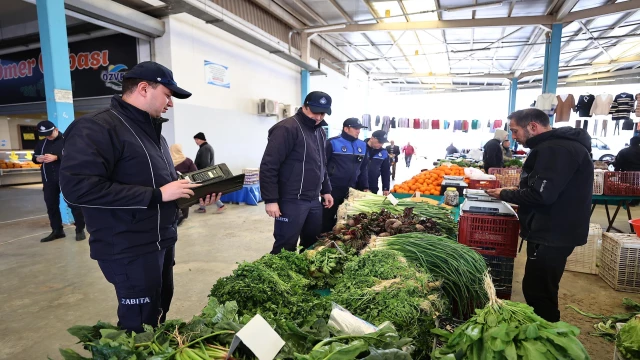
[439,175,468,195]
[461,189,517,217]
[176,164,245,208]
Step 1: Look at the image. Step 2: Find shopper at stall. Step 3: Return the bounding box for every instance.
[364,130,391,195]
[59,61,221,333]
[170,144,197,226]
[193,132,226,214]
[446,143,459,156]
[483,129,507,172]
[321,118,369,233]
[613,136,640,171]
[402,142,415,168]
[486,108,593,323]
[386,140,401,181]
[502,140,513,160]
[32,120,86,242]
[260,91,334,254]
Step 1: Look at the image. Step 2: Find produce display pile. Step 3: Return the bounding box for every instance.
[616,315,640,360]
[567,297,640,341]
[432,274,591,360]
[503,159,523,168]
[436,159,483,169]
[392,165,469,195]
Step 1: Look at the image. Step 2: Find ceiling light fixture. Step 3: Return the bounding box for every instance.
[445,1,504,12]
[585,79,616,83]
[301,24,346,33]
[139,0,166,7]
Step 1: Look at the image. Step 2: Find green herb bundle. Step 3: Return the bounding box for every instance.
[432,274,591,360]
[376,233,488,318]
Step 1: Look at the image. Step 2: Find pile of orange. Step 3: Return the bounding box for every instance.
[392,165,469,195]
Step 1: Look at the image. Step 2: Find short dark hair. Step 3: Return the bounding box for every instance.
[631,136,640,147]
[121,78,160,95]
[507,108,550,128]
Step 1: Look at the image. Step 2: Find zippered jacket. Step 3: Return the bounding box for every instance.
[326,131,369,190]
[260,108,331,204]
[60,96,179,260]
[32,133,64,183]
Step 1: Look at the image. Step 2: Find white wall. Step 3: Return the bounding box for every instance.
[156,13,300,174]
[0,120,12,150]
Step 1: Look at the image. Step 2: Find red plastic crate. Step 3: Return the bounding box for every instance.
[603,171,640,196]
[468,179,499,190]
[458,213,520,257]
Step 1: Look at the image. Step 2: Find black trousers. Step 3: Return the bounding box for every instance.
[321,187,349,234]
[97,246,175,333]
[271,199,323,254]
[43,181,85,232]
[405,155,413,167]
[522,242,574,322]
[391,161,397,180]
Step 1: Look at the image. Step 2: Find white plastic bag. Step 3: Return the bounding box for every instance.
[327,303,379,335]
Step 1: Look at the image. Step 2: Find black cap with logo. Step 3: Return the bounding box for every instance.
[123,61,192,99]
[303,91,332,115]
[36,120,56,136]
[343,118,368,129]
[372,130,389,144]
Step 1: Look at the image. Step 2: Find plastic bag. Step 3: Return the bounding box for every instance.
[327,303,380,336]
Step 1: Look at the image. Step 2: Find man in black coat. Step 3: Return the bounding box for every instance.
[260,91,334,254]
[613,136,640,171]
[60,61,220,333]
[483,129,507,172]
[32,120,86,242]
[386,140,401,181]
[487,108,593,322]
[192,132,225,213]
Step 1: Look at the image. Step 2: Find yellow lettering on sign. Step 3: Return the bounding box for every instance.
[22,133,35,140]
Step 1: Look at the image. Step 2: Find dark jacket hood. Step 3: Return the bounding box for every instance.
[296,108,328,128]
[526,127,591,151]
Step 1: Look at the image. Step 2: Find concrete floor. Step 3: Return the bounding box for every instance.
[0,183,639,360]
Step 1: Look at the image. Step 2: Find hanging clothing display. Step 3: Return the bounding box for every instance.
[614,120,621,136]
[421,119,429,129]
[390,117,397,128]
[636,94,640,117]
[471,119,480,130]
[382,116,391,133]
[590,93,614,116]
[493,119,503,129]
[487,119,491,128]
[582,120,589,131]
[575,120,582,129]
[444,120,451,130]
[575,94,595,117]
[413,118,421,129]
[431,119,440,130]
[361,114,371,129]
[623,118,634,130]
[535,93,559,117]
[609,92,634,121]
[453,120,462,131]
[462,120,470,132]
[601,120,608,137]
[593,119,598,136]
[375,115,381,126]
[554,94,575,122]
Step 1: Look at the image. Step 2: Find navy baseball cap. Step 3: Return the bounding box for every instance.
[343,118,367,129]
[372,130,389,144]
[304,91,332,115]
[36,120,56,136]
[123,61,192,99]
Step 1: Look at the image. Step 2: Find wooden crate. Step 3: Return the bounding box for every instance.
[566,224,601,274]
[599,233,640,293]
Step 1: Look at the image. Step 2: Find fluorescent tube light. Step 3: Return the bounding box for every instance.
[585,79,616,83]
[445,1,503,12]
[139,0,166,6]
[302,24,346,33]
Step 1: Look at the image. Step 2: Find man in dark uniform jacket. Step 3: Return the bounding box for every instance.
[60,61,220,333]
[32,120,86,242]
[364,131,391,195]
[386,140,401,181]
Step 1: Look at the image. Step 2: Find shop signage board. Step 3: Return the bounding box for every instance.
[0,34,138,106]
[204,60,230,88]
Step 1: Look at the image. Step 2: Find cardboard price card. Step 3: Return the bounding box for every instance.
[227,314,285,360]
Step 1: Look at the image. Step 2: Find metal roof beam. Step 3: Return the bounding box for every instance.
[562,0,640,23]
[567,13,639,65]
[309,16,554,33]
[579,21,614,61]
[555,0,581,21]
[564,67,640,81]
[370,72,512,80]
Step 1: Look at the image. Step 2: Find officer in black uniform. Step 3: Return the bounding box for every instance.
[321,118,370,233]
[32,120,86,242]
[60,61,221,333]
[364,130,391,195]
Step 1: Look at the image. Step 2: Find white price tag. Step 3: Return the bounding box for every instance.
[386,193,399,206]
[227,314,285,360]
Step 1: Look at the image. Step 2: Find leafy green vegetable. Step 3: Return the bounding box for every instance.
[617,315,640,359]
[567,297,640,341]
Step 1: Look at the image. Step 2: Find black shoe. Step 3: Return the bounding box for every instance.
[177,216,185,226]
[76,230,86,241]
[41,230,66,243]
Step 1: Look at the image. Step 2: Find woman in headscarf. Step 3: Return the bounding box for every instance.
[170,144,197,226]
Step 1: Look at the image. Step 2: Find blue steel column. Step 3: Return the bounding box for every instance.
[36,0,75,224]
[301,69,310,106]
[542,23,562,125]
[507,77,518,146]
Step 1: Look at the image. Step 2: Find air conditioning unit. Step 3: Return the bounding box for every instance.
[258,99,278,116]
[282,104,292,118]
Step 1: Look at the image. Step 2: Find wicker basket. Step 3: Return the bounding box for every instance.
[565,224,601,274]
[593,170,605,195]
[599,232,640,293]
[488,168,522,188]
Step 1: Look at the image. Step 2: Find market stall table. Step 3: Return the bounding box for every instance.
[591,194,638,233]
[220,183,262,205]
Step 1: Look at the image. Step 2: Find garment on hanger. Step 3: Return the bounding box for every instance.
[390,117,397,128]
[590,93,614,116]
[554,94,575,122]
[493,119,503,129]
[453,120,463,131]
[444,120,451,130]
[471,119,480,130]
[575,120,582,129]
[601,120,608,137]
[487,119,491,128]
[413,118,421,129]
[575,94,595,117]
[582,120,589,131]
[422,119,429,129]
[623,118,634,130]
[375,115,381,126]
[431,119,440,130]
[535,93,559,117]
[593,119,598,136]
[609,92,635,121]
[361,114,371,129]
[462,120,469,132]
[382,116,390,133]
[636,94,640,117]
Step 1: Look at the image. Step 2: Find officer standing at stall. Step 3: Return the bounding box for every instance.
[32,120,86,242]
[364,130,391,195]
[321,118,370,233]
[60,61,221,333]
